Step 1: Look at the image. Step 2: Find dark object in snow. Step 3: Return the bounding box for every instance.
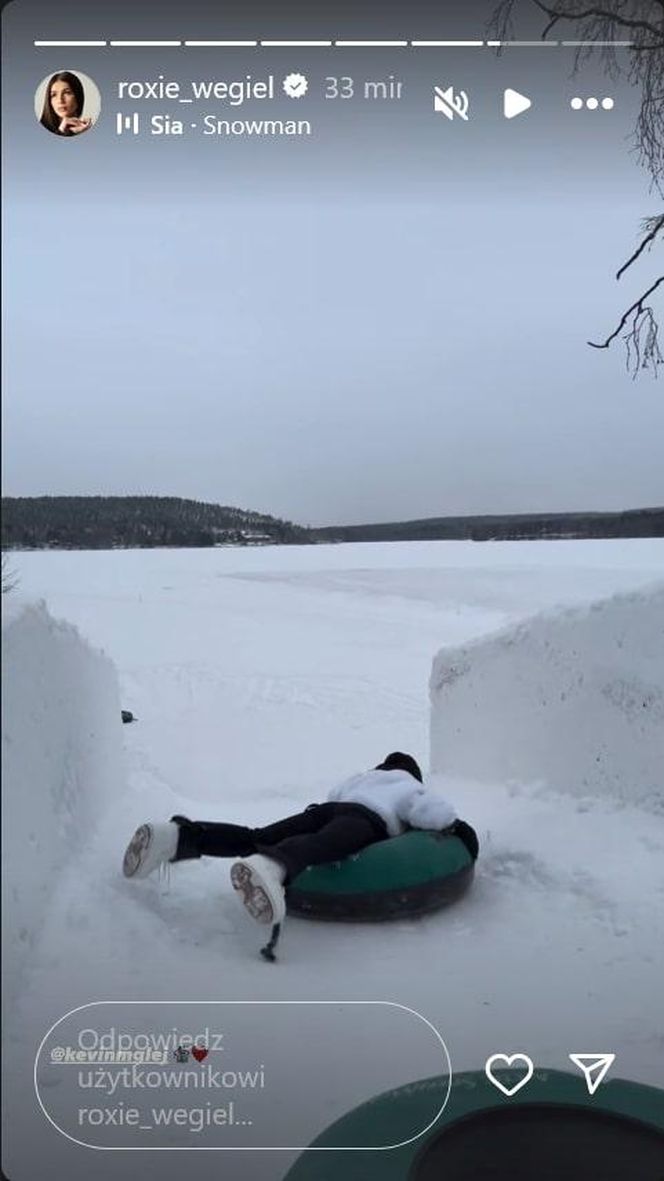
[121,710,136,724]
[260,923,282,962]
[283,1069,664,1181]
[286,827,476,922]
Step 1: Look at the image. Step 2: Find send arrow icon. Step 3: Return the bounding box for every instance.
[504,88,532,119]
[569,1053,616,1095]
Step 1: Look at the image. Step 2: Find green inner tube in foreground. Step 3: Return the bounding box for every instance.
[286,829,475,921]
[283,1069,664,1181]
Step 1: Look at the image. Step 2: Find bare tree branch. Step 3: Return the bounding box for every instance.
[532,3,663,39]
[624,304,663,374]
[616,214,664,279]
[490,3,664,190]
[532,1,563,36]
[588,275,663,345]
[542,12,562,35]
[490,1,664,377]
[531,0,664,40]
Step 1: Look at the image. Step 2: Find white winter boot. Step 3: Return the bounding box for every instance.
[230,854,286,925]
[122,822,179,879]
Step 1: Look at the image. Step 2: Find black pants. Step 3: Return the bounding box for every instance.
[173,802,389,884]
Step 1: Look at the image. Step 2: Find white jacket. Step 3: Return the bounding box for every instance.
[327,769,456,838]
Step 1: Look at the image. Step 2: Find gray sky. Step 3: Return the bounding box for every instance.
[3,0,664,525]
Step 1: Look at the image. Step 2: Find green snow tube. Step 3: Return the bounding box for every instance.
[285,829,475,921]
[283,1068,664,1181]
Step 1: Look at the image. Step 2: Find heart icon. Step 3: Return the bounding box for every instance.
[192,1046,208,1063]
[485,1053,534,1096]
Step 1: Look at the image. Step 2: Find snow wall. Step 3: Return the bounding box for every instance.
[430,585,664,807]
[2,600,124,1011]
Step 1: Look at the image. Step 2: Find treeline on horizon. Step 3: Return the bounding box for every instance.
[316,506,664,542]
[2,497,663,551]
[1,496,310,550]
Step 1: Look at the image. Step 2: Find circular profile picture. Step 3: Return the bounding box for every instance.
[35,70,101,137]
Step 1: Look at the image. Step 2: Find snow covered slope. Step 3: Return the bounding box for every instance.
[430,585,664,808]
[1,599,123,1012]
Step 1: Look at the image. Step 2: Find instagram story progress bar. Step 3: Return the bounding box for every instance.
[33,33,633,49]
[33,37,636,49]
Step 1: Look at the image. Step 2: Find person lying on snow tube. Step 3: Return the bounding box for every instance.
[122,751,479,931]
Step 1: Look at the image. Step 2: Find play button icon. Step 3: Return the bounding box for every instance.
[504,88,532,119]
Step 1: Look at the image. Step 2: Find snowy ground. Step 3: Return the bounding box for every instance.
[3,539,664,1180]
